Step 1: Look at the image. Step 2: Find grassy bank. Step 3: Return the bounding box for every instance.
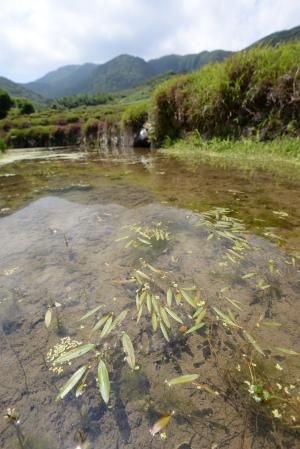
[151,41,300,144]
[161,134,300,180]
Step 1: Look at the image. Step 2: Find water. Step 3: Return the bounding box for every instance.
[0,148,300,449]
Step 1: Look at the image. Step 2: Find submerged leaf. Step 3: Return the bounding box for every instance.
[112,309,129,328]
[55,344,95,364]
[276,347,299,356]
[243,331,265,356]
[160,307,171,329]
[80,304,104,321]
[45,308,52,328]
[167,374,199,386]
[122,333,136,370]
[151,312,158,331]
[150,415,172,436]
[98,360,110,404]
[212,307,238,328]
[56,365,87,400]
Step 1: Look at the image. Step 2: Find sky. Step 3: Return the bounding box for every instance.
[0,0,300,83]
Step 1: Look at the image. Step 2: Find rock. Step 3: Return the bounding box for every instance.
[133,126,151,148]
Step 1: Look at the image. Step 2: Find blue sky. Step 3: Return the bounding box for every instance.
[0,0,300,83]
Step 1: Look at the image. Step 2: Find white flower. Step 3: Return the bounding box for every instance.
[272,409,282,419]
[275,363,283,371]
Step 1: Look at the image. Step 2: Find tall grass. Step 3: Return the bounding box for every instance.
[151,41,300,144]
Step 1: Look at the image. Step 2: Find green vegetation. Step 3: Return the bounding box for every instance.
[51,92,114,109]
[121,101,149,132]
[0,138,6,152]
[161,133,300,180]
[0,88,14,119]
[150,41,300,144]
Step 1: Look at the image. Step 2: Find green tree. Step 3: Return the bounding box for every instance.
[0,89,14,119]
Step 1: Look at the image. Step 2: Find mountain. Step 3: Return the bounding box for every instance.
[24,51,231,98]
[2,24,299,101]
[0,76,44,103]
[249,24,300,48]
[148,50,231,75]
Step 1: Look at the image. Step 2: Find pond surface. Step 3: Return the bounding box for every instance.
[0,147,300,449]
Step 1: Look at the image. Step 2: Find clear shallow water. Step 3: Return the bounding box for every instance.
[0,148,300,449]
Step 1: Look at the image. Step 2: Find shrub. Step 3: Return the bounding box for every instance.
[0,89,14,119]
[121,101,149,133]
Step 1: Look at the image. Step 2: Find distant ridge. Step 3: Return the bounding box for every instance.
[0,24,299,101]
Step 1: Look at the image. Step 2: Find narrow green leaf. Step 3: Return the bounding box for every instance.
[135,270,151,281]
[276,347,299,356]
[98,360,110,404]
[160,320,169,342]
[167,374,199,386]
[185,322,205,334]
[99,316,113,339]
[56,365,87,400]
[212,307,238,328]
[146,293,152,313]
[137,237,152,245]
[112,309,129,328]
[122,333,136,370]
[159,307,171,329]
[165,307,183,324]
[180,289,197,308]
[151,312,158,331]
[92,314,110,333]
[55,344,95,364]
[80,304,104,321]
[167,288,173,307]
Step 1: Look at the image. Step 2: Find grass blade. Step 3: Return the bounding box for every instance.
[122,333,136,370]
[166,374,199,386]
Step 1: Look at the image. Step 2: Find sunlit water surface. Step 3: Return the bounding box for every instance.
[0,147,300,449]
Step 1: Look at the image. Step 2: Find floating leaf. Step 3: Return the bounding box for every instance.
[243,331,265,356]
[212,307,238,328]
[175,291,182,305]
[167,288,173,307]
[137,304,144,323]
[180,289,197,308]
[135,270,151,281]
[122,333,136,370]
[276,347,299,356]
[137,237,152,245]
[194,308,206,323]
[160,307,171,329]
[99,316,113,339]
[160,320,169,342]
[115,235,129,242]
[45,308,52,328]
[55,344,95,364]
[150,415,172,436]
[151,312,158,331]
[98,360,110,404]
[92,314,111,333]
[165,307,183,324]
[185,322,205,334]
[112,309,129,328]
[80,304,104,321]
[75,369,89,397]
[146,294,152,313]
[167,374,199,386]
[56,365,87,401]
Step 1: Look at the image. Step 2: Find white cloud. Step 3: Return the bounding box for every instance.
[0,0,299,82]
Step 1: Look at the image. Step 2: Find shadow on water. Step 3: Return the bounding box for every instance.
[0,147,300,449]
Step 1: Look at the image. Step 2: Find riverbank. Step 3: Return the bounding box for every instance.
[161,134,300,180]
